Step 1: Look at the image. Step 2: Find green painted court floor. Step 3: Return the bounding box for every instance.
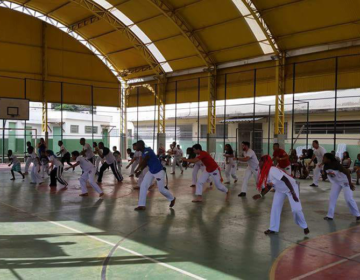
[0,164,360,280]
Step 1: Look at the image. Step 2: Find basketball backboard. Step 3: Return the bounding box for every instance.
[0,98,29,120]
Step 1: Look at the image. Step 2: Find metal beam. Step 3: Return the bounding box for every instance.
[46,1,71,15]
[70,15,101,31]
[274,53,286,135]
[69,0,165,77]
[119,85,127,159]
[241,0,279,55]
[41,22,48,143]
[146,0,214,68]
[207,69,217,135]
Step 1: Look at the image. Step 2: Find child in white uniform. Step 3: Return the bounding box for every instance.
[8,150,25,180]
[322,153,360,221]
[224,144,238,184]
[97,143,123,183]
[80,138,95,164]
[171,144,183,174]
[126,143,141,177]
[28,146,43,185]
[309,140,326,187]
[24,141,33,175]
[253,155,310,235]
[46,150,68,189]
[238,141,259,197]
[113,146,122,175]
[66,151,104,197]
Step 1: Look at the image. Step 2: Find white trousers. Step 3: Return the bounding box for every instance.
[196,169,227,196]
[172,156,183,172]
[327,183,360,218]
[41,163,49,178]
[138,170,174,207]
[138,167,151,187]
[25,157,32,173]
[116,160,122,174]
[270,184,308,232]
[79,167,103,194]
[95,157,104,172]
[31,165,43,184]
[241,166,258,193]
[225,162,238,182]
[192,162,204,185]
[130,160,139,175]
[313,163,322,185]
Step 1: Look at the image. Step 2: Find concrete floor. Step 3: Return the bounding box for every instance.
[0,163,360,280]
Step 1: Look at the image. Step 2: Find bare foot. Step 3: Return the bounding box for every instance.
[234,180,238,183]
[99,193,104,197]
[79,193,89,197]
[181,170,184,175]
[224,182,230,185]
[192,197,203,203]
[10,178,15,181]
[225,191,230,201]
[190,184,196,188]
[134,206,146,211]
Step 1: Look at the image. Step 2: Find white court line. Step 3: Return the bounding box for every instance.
[291,252,360,280]
[0,201,206,280]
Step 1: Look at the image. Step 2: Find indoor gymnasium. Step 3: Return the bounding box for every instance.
[1,0,360,279]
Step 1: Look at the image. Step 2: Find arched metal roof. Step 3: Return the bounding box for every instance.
[3,0,360,81]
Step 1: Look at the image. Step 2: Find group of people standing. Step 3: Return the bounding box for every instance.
[6,136,360,234]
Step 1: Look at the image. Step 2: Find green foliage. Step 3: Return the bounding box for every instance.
[52,104,91,112]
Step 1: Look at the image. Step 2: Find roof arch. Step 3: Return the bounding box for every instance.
[0,0,125,84]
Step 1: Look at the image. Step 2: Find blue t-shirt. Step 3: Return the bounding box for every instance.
[143,147,163,174]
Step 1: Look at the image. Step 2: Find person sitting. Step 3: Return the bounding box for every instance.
[341,151,352,170]
[289,149,300,178]
[353,153,360,185]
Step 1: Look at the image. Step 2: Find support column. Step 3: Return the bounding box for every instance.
[207,69,217,153]
[156,77,167,150]
[41,22,49,144]
[120,85,127,159]
[274,53,286,148]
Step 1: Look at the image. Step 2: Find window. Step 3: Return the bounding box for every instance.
[200,125,228,139]
[85,126,98,134]
[70,125,79,133]
[295,121,360,135]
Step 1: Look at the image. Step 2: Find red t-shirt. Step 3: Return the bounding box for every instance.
[197,151,218,172]
[273,149,291,168]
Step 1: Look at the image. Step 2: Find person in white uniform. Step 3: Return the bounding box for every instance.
[309,140,326,187]
[112,146,122,175]
[28,146,43,185]
[253,155,310,235]
[80,138,95,164]
[24,141,33,175]
[93,142,104,174]
[224,144,238,184]
[56,141,74,170]
[237,141,259,197]
[46,150,67,189]
[171,143,184,175]
[97,143,123,183]
[66,151,104,197]
[183,144,229,203]
[134,140,176,211]
[322,153,360,222]
[126,143,141,177]
[8,150,25,180]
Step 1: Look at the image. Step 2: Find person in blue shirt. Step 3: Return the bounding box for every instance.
[134,140,176,211]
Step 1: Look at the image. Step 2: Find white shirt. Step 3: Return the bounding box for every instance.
[76,156,94,172]
[267,167,297,194]
[10,155,20,165]
[48,155,63,168]
[83,143,94,159]
[243,149,259,171]
[325,169,350,187]
[175,148,183,157]
[133,151,142,162]
[30,152,39,166]
[104,152,115,165]
[59,145,68,156]
[314,146,326,164]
